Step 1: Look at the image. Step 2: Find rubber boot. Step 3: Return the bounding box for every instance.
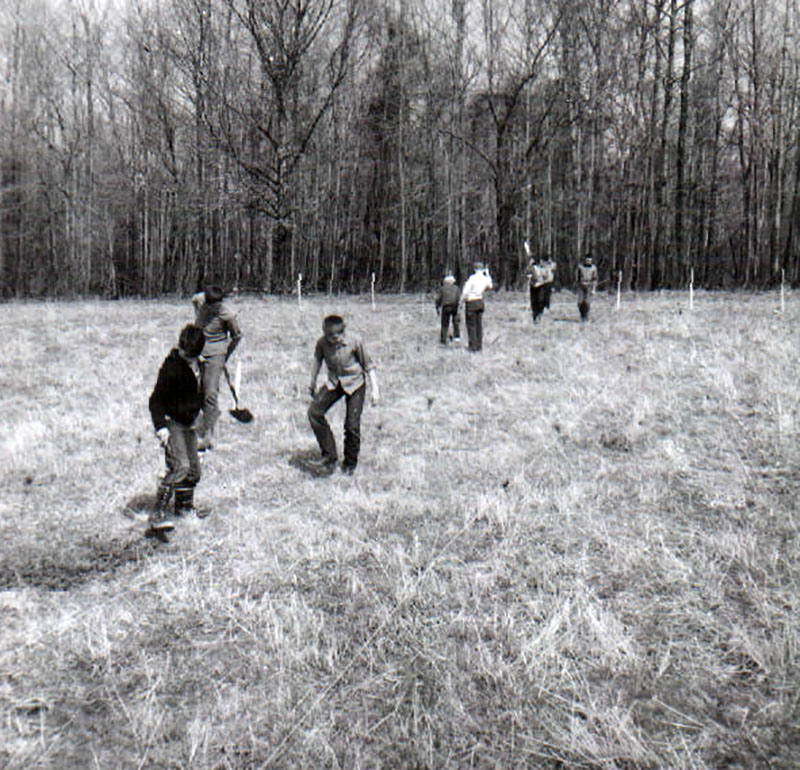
[174,485,196,516]
[175,485,210,518]
[149,484,175,531]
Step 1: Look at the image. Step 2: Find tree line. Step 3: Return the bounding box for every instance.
[2,0,800,298]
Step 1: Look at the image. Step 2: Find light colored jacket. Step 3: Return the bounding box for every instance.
[461,270,493,302]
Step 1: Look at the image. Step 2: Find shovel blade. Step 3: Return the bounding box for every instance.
[230,408,254,423]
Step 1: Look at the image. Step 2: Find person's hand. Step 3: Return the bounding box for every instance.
[156,427,170,447]
[308,383,316,397]
[371,390,381,407]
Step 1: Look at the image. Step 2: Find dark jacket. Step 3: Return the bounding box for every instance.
[435,280,461,310]
[149,349,202,430]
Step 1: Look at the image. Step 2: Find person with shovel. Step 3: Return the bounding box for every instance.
[191,284,244,450]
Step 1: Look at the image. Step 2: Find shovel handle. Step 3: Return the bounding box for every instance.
[222,365,239,408]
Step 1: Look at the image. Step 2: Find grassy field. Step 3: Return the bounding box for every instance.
[1,289,798,769]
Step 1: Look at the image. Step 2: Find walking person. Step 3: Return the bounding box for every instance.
[525,240,556,324]
[576,255,598,322]
[461,261,494,352]
[435,270,461,344]
[525,249,547,327]
[148,324,207,536]
[191,284,243,450]
[307,315,380,475]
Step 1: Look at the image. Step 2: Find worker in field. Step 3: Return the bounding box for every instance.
[435,269,461,344]
[306,314,381,476]
[525,240,557,325]
[461,261,494,351]
[191,284,243,450]
[575,255,598,322]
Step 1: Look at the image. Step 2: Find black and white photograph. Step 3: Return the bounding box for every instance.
[1,0,799,767]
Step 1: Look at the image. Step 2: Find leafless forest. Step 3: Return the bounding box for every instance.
[2,0,800,297]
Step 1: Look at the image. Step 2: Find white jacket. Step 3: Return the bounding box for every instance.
[461,270,493,302]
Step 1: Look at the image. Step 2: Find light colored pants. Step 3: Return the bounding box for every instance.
[162,419,201,488]
[199,354,225,439]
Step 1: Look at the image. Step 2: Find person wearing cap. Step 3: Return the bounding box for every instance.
[575,255,598,322]
[191,284,244,450]
[461,261,494,352]
[434,269,461,344]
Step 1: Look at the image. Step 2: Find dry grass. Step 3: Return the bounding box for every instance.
[1,290,798,769]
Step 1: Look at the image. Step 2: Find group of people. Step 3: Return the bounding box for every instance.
[146,251,599,538]
[435,250,600,349]
[435,262,496,351]
[147,286,379,537]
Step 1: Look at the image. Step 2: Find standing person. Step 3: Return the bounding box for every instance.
[435,270,461,344]
[524,239,554,325]
[524,241,547,325]
[148,324,207,535]
[575,255,598,322]
[192,284,243,450]
[461,261,494,352]
[307,315,380,475]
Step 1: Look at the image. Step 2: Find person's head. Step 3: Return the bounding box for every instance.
[583,255,593,265]
[322,315,345,344]
[178,324,206,360]
[443,268,455,284]
[204,284,224,304]
[473,261,484,273]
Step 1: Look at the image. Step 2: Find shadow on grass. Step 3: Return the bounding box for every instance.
[0,494,170,591]
[287,448,336,478]
[0,535,158,591]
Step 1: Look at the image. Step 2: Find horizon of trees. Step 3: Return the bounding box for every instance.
[2,0,800,298]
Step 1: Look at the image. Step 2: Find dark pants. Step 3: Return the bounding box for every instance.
[577,286,591,320]
[464,299,485,351]
[543,282,553,308]
[308,383,366,469]
[530,285,547,322]
[440,304,460,343]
